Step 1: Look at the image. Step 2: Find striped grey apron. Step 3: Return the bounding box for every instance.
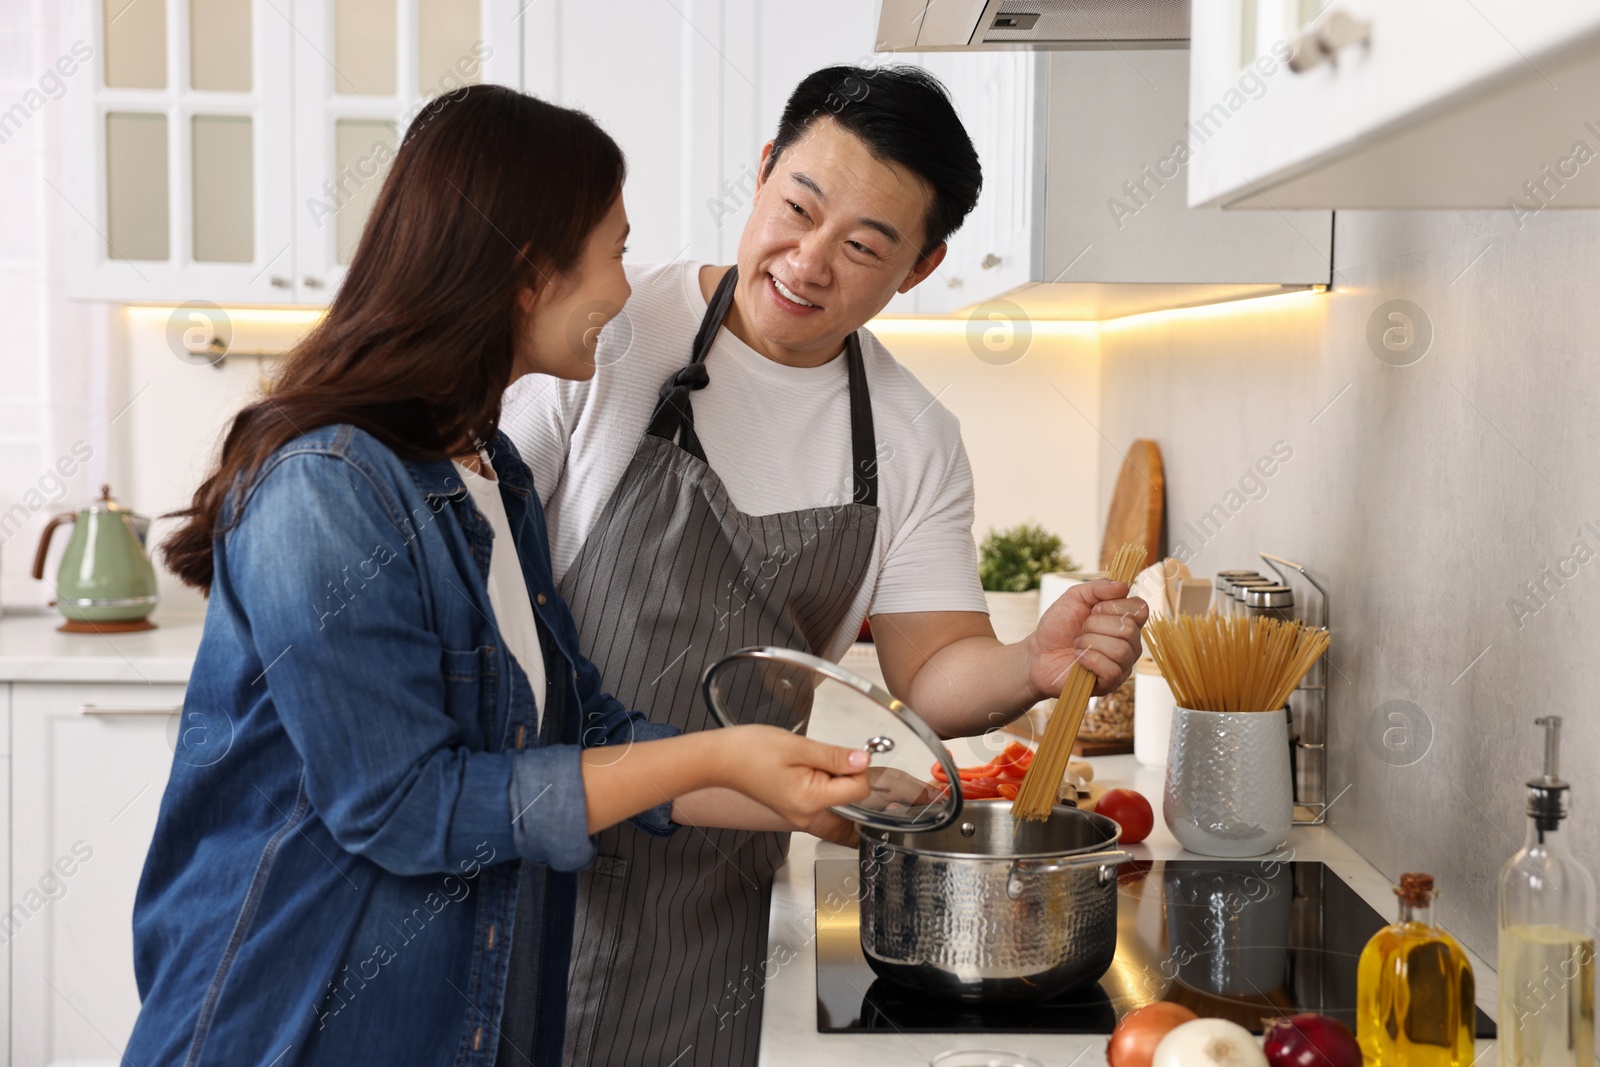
[559,266,879,1066]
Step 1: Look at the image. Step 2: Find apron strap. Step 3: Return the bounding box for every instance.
[644,361,711,462]
[643,266,737,461]
[645,264,879,507]
[844,332,878,508]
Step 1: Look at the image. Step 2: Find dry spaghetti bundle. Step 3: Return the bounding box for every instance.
[1012,543,1148,822]
[1143,613,1329,713]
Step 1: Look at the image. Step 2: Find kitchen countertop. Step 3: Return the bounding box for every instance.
[758,753,1502,1067]
[0,608,204,683]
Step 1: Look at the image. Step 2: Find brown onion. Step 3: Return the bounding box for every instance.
[1107,1002,1200,1067]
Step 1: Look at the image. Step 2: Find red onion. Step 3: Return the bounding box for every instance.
[1262,1013,1361,1067]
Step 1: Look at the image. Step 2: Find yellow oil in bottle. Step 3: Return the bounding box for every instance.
[1357,873,1475,1066]
[1499,924,1595,1066]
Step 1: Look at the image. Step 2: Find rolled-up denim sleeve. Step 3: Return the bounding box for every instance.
[507,746,597,870]
[224,450,597,875]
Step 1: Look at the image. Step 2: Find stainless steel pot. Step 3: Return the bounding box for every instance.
[858,800,1130,1002]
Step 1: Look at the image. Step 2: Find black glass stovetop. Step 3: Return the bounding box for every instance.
[815,858,1498,1037]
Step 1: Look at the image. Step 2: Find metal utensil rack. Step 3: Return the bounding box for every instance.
[1260,552,1330,826]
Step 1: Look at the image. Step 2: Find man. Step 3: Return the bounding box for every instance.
[501,65,1149,1066]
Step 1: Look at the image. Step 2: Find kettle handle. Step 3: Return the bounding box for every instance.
[31,512,75,580]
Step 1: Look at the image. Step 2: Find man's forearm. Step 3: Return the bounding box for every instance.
[904,633,1047,739]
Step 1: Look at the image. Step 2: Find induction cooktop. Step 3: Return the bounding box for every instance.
[814,858,1498,1037]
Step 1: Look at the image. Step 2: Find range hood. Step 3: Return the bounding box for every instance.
[875,0,1189,51]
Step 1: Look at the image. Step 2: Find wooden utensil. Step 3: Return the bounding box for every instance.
[1099,440,1164,571]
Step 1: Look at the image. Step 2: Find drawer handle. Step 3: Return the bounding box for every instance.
[79,704,183,716]
[1288,10,1371,73]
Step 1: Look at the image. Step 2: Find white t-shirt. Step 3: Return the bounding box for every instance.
[500,260,986,663]
[453,454,547,726]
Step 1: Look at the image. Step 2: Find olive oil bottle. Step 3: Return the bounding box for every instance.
[1499,716,1596,1066]
[1357,872,1476,1065]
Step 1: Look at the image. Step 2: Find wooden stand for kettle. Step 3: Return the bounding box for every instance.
[56,618,158,634]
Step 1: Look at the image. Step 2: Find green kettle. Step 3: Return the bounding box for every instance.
[31,485,160,633]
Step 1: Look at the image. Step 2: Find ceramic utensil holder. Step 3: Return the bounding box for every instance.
[1163,705,1292,857]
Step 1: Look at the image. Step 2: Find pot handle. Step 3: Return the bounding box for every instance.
[1006,850,1131,899]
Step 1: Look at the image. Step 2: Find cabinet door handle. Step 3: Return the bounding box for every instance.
[980,253,1002,270]
[303,276,325,289]
[79,704,183,716]
[1288,10,1372,73]
[946,276,964,289]
[269,275,290,288]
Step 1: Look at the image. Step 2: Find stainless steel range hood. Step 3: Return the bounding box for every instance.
[875,0,1189,51]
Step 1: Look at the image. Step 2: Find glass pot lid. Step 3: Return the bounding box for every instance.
[701,646,963,833]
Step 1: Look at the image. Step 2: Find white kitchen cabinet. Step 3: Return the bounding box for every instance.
[909,50,1043,315]
[65,0,522,305]
[1188,0,1600,209]
[904,48,1332,320]
[521,0,886,270]
[11,682,186,1067]
[62,0,296,304]
[292,0,524,301]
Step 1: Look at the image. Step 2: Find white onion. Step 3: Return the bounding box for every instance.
[1151,1019,1268,1067]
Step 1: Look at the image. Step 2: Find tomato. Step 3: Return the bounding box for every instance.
[1096,788,1154,844]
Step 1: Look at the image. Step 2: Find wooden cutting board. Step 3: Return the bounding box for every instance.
[1100,439,1164,570]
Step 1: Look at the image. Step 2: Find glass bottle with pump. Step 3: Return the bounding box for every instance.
[1499,715,1596,1066]
[1357,871,1476,1065]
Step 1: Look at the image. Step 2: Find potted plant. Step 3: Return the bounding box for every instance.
[979,524,1077,644]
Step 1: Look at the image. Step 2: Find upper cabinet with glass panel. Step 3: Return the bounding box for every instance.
[64,0,522,305]
[64,0,291,302]
[292,0,521,302]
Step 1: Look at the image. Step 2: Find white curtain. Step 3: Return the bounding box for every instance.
[0,0,116,610]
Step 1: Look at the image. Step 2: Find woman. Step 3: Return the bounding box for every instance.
[125,84,871,1067]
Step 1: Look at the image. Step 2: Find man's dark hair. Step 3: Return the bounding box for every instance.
[766,65,982,259]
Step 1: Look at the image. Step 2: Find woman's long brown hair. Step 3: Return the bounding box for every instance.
[162,84,625,592]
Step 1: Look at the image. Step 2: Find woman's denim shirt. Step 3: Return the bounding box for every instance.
[125,424,677,1067]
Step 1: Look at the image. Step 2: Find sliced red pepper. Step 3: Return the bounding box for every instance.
[961,776,1003,799]
[997,782,1020,800]
[992,741,1036,776]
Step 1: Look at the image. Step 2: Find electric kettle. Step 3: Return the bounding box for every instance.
[31,485,159,632]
